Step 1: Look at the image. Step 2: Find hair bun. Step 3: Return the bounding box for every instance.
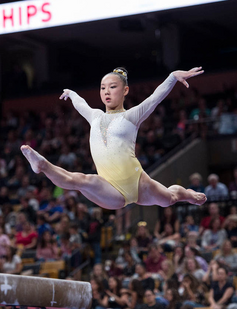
[113,67,128,79]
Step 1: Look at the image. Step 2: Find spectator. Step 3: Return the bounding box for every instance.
[208,267,234,307]
[0,246,22,274]
[20,196,37,225]
[184,246,208,272]
[188,173,205,193]
[229,166,237,199]
[180,215,199,238]
[129,237,142,263]
[134,263,155,291]
[143,130,164,165]
[141,289,164,309]
[0,186,11,206]
[6,165,26,190]
[157,259,178,293]
[88,208,103,264]
[0,226,11,257]
[75,202,91,234]
[14,221,38,250]
[223,214,237,247]
[90,263,109,290]
[145,243,167,273]
[179,274,206,307]
[90,277,108,309]
[126,279,144,309]
[104,277,129,309]
[16,175,36,200]
[183,257,206,282]
[3,204,17,234]
[173,245,185,280]
[202,259,222,287]
[201,217,227,252]
[205,174,229,201]
[105,257,123,278]
[64,196,77,221]
[189,97,211,120]
[158,223,181,252]
[57,144,77,170]
[185,231,200,251]
[165,288,182,309]
[36,230,59,261]
[15,212,28,232]
[123,251,137,278]
[154,207,179,240]
[69,222,82,250]
[36,214,53,238]
[42,198,64,224]
[199,203,225,235]
[135,221,152,258]
[214,239,237,273]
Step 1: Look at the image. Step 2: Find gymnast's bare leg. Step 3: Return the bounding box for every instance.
[137,171,207,207]
[21,145,206,209]
[21,145,125,209]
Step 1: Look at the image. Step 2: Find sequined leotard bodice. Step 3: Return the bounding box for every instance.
[69,73,177,205]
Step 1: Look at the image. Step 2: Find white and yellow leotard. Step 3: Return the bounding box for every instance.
[69,73,177,206]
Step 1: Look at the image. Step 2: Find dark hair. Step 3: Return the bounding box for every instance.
[183,274,199,291]
[112,67,128,85]
[90,277,105,293]
[38,230,53,248]
[130,279,144,302]
[209,217,221,230]
[109,277,122,295]
[65,196,77,211]
[218,266,229,275]
[136,262,146,269]
[69,222,79,230]
[144,289,155,295]
[166,278,179,290]
[166,288,181,309]
[37,214,45,223]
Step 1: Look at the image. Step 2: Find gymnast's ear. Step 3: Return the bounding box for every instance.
[124,85,129,96]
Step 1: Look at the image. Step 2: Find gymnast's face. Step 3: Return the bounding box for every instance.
[100,74,129,111]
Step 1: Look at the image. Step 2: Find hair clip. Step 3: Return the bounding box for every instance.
[113,69,127,78]
[137,221,147,227]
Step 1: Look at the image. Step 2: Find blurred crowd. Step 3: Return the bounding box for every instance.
[0,79,237,309]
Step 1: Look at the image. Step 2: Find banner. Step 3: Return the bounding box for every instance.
[0,0,226,35]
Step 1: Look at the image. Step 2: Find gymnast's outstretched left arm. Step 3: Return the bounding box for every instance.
[126,66,204,127]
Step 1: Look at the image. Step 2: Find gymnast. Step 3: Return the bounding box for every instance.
[21,66,207,210]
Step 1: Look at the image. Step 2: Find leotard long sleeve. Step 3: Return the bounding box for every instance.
[69,73,177,205]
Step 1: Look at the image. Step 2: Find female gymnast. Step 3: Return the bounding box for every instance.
[21,66,207,210]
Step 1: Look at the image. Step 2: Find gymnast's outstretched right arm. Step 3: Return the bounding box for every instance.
[59,89,101,124]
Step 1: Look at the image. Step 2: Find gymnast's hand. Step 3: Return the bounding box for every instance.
[59,89,72,101]
[173,66,204,88]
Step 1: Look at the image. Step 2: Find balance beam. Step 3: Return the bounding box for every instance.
[0,274,92,309]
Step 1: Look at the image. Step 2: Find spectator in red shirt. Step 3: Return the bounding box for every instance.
[145,243,167,273]
[199,202,225,235]
[14,221,38,250]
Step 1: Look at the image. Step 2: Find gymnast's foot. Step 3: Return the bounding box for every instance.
[21,145,46,174]
[187,189,207,205]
